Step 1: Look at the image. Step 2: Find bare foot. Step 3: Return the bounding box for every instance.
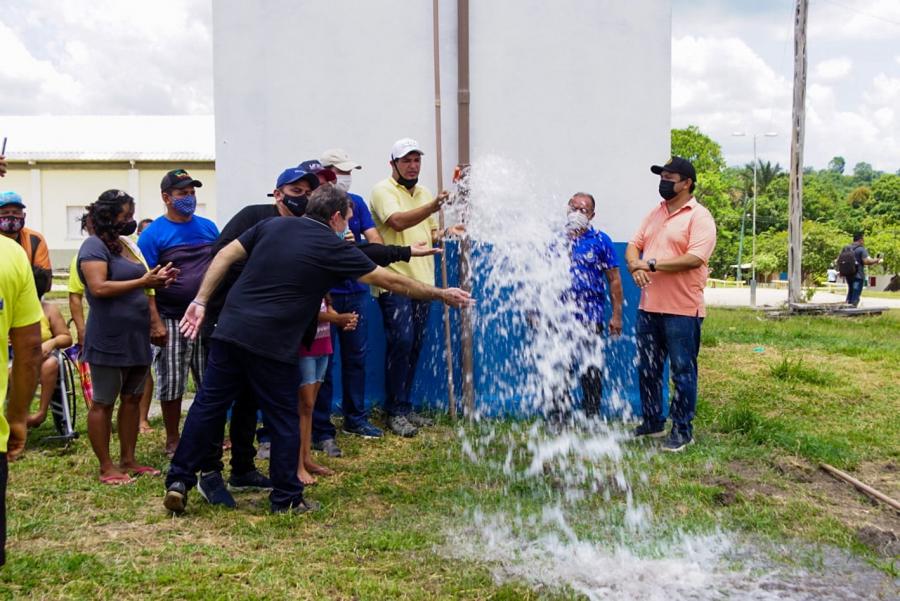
[26,412,47,428]
[165,440,179,459]
[304,461,335,477]
[99,467,135,486]
[139,421,154,434]
[297,469,317,486]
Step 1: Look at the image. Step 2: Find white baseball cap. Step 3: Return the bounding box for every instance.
[390,138,425,160]
[320,148,362,171]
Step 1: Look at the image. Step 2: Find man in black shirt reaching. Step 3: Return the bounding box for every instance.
[164,185,468,515]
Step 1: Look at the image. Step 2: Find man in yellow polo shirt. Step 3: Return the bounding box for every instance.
[370,138,463,437]
[1,236,43,566]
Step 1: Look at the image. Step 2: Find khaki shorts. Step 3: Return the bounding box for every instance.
[90,364,149,405]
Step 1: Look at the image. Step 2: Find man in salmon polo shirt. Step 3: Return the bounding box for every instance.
[625,156,717,452]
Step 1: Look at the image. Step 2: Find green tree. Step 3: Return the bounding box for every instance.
[671,125,726,174]
[827,156,845,174]
[865,226,900,274]
[870,174,900,222]
[846,186,871,208]
[852,162,879,185]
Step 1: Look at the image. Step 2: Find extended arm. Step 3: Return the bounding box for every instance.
[358,266,471,307]
[179,239,248,339]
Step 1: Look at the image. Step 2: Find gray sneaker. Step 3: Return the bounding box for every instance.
[272,496,321,515]
[313,438,342,457]
[387,415,418,437]
[406,411,434,428]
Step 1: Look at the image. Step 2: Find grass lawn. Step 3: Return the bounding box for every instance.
[863,290,900,300]
[2,308,898,599]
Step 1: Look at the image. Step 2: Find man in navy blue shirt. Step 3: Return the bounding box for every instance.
[561,192,623,419]
[311,149,386,456]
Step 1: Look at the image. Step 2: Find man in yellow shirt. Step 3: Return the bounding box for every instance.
[370,138,463,437]
[0,236,43,566]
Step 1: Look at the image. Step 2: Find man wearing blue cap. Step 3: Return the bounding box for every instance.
[0,191,51,270]
[188,168,439,508]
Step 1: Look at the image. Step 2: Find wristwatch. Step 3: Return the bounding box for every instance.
[647,259,657,272]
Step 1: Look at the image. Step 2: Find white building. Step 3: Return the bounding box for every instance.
[1,115,216,267]
[212,0,672,413]
[212,0,671,240]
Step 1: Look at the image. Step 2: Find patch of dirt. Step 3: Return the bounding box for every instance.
[716,456,900,557]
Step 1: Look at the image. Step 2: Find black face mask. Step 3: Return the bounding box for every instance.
[115,219,138,236]
[282,193,309,217]
[392,161,418,190]
[659,180,679,200]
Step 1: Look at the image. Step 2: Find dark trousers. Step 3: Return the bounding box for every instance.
[637,310,703,437]
[548,321,605,421]
[378,293,431,417]
[313,292,369,442]
[846,276,864,306]
[200,341,259,477]
[1,453,6,567]
[166,340,303,510]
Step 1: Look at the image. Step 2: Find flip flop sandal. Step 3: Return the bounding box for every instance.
[99,474,136,486]
[131,466,161,477]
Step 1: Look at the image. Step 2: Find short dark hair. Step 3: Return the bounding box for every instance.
[32,266,52,298]
[305,183,350,224]
[571,192,596,211]
[138,218,153,234]
[853,232,864,242]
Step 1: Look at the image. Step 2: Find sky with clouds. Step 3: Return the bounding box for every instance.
[1,0,898,171]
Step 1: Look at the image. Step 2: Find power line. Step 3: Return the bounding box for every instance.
[817,0,900,27]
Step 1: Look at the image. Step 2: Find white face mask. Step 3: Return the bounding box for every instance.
[565,211,589,232]
[335,173,353,192]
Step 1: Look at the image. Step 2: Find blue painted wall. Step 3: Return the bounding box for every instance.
[326,242,666,419]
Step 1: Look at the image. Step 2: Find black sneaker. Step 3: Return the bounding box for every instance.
[631,421,667,438]
[343,421,384,439]
[272,497,321,515]
[387,415,418,437]
[197,471,237,508]
[228,469,273,491]
[312,438,342,457]
[406,411,434,428]
[164,481,188,514]
[662,430,694,452]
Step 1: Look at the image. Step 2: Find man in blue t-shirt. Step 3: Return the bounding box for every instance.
[304,151,385,456]
[138,169,219,457]
[559,192,623,419]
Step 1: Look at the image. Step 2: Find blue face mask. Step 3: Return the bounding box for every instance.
[337,225,351,240]
[172,194,197,216]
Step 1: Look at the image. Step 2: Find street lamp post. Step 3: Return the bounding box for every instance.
[732,131,778,306]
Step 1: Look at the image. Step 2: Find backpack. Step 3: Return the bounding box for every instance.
[837,244,858,278]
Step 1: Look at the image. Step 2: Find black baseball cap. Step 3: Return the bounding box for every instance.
[160,168,203,191]
[650,156,697,183]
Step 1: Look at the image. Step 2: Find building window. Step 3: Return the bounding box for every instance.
[66,206,87,239]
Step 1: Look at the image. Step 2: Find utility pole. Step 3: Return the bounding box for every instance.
[788,0,808,306]
[733,131,777,305]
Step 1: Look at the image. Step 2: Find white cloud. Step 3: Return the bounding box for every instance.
[813,57,853,81]
[809,0,900,41]
[672,36,900,171]
[0,0,212,115]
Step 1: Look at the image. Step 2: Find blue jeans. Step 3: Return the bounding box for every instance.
[166,339,304,510]
[378,292,431,417]
[313,292,369,442]
[846,277,864,306]
[636,310,703,437]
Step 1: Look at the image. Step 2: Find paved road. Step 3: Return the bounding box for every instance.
[704,287,900,309]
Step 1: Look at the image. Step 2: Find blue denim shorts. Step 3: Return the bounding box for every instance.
[299,355,329,386]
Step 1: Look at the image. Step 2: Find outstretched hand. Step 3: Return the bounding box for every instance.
[440,287,474,308]
[411,241,441,257]
[179,301,206,340]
